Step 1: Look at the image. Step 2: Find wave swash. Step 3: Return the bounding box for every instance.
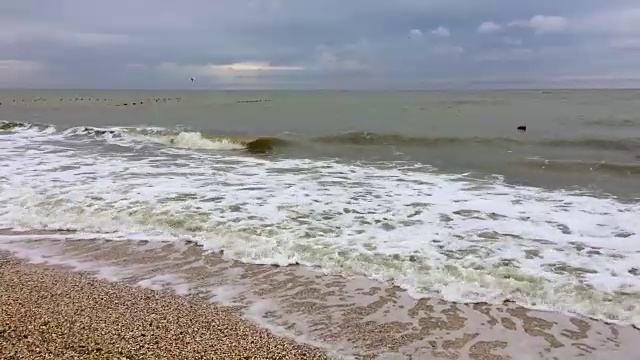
[2,120,640,328]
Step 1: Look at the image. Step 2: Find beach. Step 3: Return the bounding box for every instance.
[2,236,640,359]
[1,89,640,358]
[0,252,329,359]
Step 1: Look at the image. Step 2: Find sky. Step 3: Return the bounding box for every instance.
[1,0,640,89]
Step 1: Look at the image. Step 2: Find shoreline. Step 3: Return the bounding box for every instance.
[2,237,640,359]
[0,252,332,359]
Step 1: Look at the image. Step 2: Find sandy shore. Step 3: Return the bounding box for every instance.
[0,253,331,359]
[2,237,640,359]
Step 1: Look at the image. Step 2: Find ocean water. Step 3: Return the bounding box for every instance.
[1,89,639,327]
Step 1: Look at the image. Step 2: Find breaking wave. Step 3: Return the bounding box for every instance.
[3,121,640,154]
[1,121,287,155]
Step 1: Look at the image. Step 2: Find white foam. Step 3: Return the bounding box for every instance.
[1,124,640,326]
[136,274,193,295]
[126,131,245,151]
[0,242,130,282]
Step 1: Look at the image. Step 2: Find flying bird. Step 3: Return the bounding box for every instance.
[190,77,196,83]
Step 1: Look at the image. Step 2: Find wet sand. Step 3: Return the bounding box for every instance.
[1,235,639,359]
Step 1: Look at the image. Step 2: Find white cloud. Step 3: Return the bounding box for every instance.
[0,20,131,47]
[478,21,502,34]
[210,62,304,72]
[510,15,569,34]
[156,61,305,82]
[430,26,450,37]
[408,29,423,39]
[2,0,640,89]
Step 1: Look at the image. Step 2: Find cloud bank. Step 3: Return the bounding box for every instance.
[1,0,639,89]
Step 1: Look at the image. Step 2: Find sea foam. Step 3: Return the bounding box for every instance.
[1,123,640,326]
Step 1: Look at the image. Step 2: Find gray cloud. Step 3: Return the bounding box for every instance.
[1,0,640,89]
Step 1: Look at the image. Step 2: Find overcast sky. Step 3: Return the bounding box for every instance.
[1,0,640,89]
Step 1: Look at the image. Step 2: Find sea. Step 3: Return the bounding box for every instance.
[1,89,640,354]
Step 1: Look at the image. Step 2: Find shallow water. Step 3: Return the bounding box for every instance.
[1,89,639,328]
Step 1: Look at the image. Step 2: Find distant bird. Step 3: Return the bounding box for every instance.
[517,126,527,132]
[190,76,196,84]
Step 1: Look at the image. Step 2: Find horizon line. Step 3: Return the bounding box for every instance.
[2,86,640,92]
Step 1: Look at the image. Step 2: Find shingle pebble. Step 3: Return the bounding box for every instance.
[0,253,332,359]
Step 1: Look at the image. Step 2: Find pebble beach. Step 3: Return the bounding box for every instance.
[0,252,331,359]
[2,238,640,359]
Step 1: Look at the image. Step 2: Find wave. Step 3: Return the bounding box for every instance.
[313,131,640,152]
[519,158,640,176]
[313,131,519,147]
[4,121,640,154]
[128,130,288,154]
[587,118,640,128]
[49,124,288,155]
[2,123,640,327]
[540,138,640,152]
[0,120,54,133]
[0,121,26,131]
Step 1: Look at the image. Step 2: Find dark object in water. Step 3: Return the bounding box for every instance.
[517,126,527,132]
